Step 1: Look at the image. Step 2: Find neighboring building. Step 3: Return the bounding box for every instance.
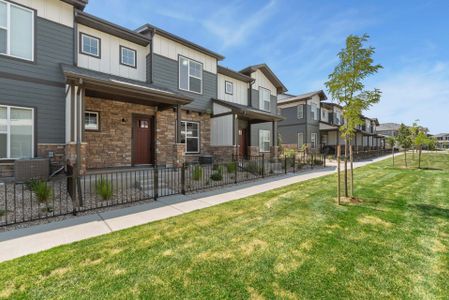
[277,90,327,152]
[376,123,401,137]
[0,0,286,175]
[319,102,344,152]
[435,133,449,149]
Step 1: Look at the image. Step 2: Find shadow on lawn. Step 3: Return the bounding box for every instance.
[411,204,449,219]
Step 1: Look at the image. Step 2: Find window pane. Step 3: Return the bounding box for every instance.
[10,5,33,60]
[189,77,201,93]
[179,57,189,90]
[189,61,202,78]
[0,106,6,158]
[121,48,135,66]
[0,106,6,132]
[82,35,99,56]
[0,28,6,54]
[10,107,33,158]
[0,2,6,28]
[186,138,198,153]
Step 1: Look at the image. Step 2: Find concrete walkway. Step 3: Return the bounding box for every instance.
[0,154,395,262]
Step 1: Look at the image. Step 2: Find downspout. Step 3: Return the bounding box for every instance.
[304,99,308,147]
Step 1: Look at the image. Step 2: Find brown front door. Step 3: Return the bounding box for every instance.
[132,115,153,165]
[239,128,248,157]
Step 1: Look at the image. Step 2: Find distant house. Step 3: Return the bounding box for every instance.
[376,123,401,137]
[435,133,449,149]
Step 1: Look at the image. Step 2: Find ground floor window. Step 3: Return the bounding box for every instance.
[297,132,304,149]
[311,132,317,149]
[85,111,99,131]
[181,121,200,153]
[0,105,34,159]
[259,129,270,152]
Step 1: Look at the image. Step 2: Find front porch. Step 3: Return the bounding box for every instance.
[210,99,284,160]
[62,64,193,175]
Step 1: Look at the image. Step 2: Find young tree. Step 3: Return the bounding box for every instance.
[325,34,382,198]
[414,130,430,169]
[386,136,396,166]
[397,124,412,167]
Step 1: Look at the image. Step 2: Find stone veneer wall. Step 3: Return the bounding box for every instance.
[84,97,156,170]
[37,144,66,168]
[181,110,211,163]
[209,146,236,162]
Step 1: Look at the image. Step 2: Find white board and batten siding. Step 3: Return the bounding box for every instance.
[152,34,217,74]
[13,0,74,27]
[211,115,233,146]
[77,24,149,82]
[252,69,276,96]
[217,74,248,106]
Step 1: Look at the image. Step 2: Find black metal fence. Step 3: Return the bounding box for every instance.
[0,154,326,227]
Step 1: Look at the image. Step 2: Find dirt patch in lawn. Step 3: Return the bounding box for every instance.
[357,215,392,228]
[336,197,363,205]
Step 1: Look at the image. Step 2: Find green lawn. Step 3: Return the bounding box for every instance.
[1,153,449,299]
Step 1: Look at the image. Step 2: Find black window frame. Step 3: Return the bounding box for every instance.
[79,32,101,58]
[119,45,137,68]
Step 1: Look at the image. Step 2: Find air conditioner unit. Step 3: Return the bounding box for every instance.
[15,158,50,182]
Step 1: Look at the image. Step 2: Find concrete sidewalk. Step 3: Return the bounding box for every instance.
[0,154,395,262]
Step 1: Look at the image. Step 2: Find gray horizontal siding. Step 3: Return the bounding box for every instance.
[250,89,277,114]
[250,122,272,149]
[0,17,74,144]
[278,124,306,145]
[151,53,217,112]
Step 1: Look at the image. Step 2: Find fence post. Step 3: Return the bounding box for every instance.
[262,154,265,178]
[293,154,296,173]
[153,166,159,200]
[284,155,288,174]
[181,163,186,195]
[234,160,238,184]
[323,154,326,167]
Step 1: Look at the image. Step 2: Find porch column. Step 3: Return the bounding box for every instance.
[234,114,239,157]
[173,105,185,167]
[270,121,279,158]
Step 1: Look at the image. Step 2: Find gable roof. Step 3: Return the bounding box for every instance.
[75,11,150,46]
[240,64,287,94]
[136,24,224,60]
[217,65,254,83]
[277,90,327,105]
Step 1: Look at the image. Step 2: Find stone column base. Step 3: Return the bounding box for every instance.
[37,144,66,168]
[209,146,236,162]
[173,143,186,167]
[248,146,259,157]
[65,143,87,175]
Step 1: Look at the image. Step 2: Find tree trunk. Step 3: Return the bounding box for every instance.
[350,144,354,198]
[404,149,408,168]
[337,145,341,205]
[392,146,395,167]
[418,147,422,169]
[344,138,348,197]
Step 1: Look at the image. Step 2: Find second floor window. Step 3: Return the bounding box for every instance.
[120,46,136,68]
[0,0,34,61]
[81,33,100,58]
[297,105,304,119]
[259,87,271,112]
[225,81,233,95]
[179,56,203,94]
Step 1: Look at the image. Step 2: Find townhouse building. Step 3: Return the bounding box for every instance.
[376,123,401,137]
[0,0,286,175]
[435,133,449,149]
[278,92,385,154]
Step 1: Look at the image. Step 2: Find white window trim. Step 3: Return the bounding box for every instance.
[297,104,304,119]
[259,87,271,112]
[259,129,271,152]
[178,55,203,94]
[80,33,100,58]
[0,0,35,62]
[0,104,34,159]
[225,80,233,95]
[120,45,136,68]
[181,121,200,154]
[84,111,99,131]
[297,132,304,149]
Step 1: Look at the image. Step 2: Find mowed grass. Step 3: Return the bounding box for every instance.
[1,153,449,299]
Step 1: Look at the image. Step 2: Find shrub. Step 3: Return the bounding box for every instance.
[192,165,203,181]
[96,179,113,201]
[226,162,237,173]
[210,172,223,181]
[29,180,52,203]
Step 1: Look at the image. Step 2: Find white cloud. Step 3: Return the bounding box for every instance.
[368,62,449,133]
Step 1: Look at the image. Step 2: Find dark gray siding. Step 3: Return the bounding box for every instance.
[151,53,217,112]
[250,122,272,149]
[0,18,73,144]
[278,124,306,145]
[250,89,277,114]
[278,102,320,146]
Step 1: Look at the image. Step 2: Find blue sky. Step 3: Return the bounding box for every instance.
[86,0,449,133]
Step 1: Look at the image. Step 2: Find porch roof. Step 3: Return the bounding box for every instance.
[61,64,193,107]
[212,99,284,122]
[319,121,338,131]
